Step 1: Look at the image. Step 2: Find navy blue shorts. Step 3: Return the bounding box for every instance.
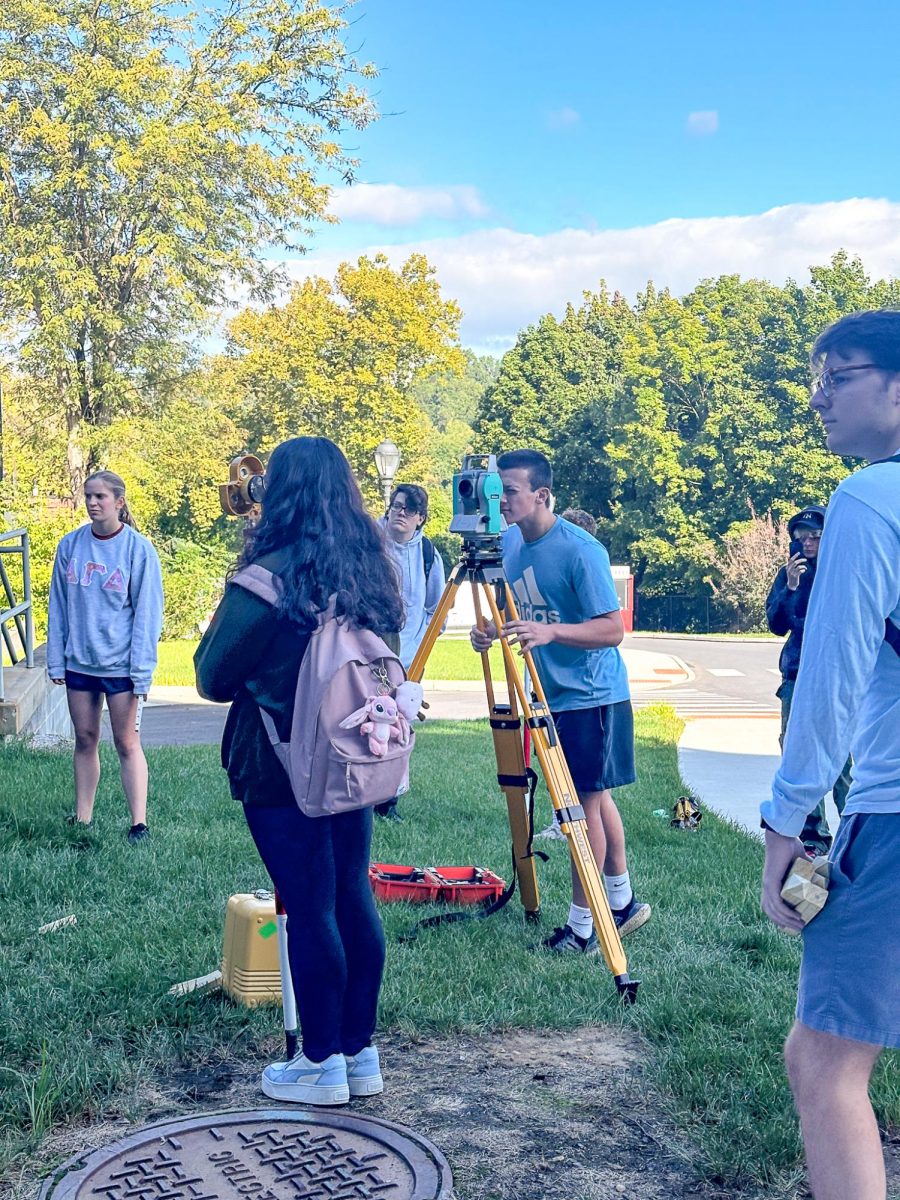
[551,701,636,794]
[65,670,135,695]
[797,812,900,1048]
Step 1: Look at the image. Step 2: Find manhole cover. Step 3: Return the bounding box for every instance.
[41,1110,453,1200]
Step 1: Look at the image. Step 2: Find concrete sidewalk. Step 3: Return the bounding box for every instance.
[678,717,841,839]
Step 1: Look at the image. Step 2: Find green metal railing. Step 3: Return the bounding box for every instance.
[0,528,34,701]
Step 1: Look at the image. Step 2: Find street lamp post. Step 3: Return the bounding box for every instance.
[373,438,401,511]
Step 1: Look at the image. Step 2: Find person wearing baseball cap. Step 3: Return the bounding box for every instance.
[766,504,851,856]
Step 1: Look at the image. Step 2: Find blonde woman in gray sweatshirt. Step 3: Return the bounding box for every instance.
[47,471,163,843]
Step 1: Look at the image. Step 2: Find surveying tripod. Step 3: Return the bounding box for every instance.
[406,537,640,1003]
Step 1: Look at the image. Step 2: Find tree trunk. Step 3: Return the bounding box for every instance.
[65,406,86,506]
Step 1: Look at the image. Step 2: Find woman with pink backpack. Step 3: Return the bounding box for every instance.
[195,436,405,1105]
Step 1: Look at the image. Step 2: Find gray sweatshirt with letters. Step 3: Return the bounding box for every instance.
[47,523,164,693]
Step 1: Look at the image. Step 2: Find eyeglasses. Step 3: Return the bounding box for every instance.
[812,364,880,398]
[795,529,821,541]
[388,502,415,516]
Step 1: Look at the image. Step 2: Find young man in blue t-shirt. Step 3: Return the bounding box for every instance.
[470,449,650,952]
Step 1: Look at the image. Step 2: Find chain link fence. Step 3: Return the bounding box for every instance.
[634,591,739,634]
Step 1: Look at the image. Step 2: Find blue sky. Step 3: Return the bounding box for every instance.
[282,0,900,352]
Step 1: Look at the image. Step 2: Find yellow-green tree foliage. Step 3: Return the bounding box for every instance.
[220,253,466,504]
[0,0,376,499]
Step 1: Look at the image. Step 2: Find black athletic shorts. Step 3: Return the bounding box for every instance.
[64,670,135,695]
[551,701,636,793]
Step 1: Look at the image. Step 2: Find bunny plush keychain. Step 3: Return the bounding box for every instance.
[339,695,404,757]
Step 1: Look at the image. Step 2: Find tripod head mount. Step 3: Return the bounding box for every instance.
[457,533,505,576]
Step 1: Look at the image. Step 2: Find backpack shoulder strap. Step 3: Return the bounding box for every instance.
[230,564,282,607]
[861,455,900,657]
[422,536,435,582]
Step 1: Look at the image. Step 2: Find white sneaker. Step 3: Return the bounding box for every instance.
[535,820,567,841]
[345,1045,383,1096]
[261,1051,349,1105]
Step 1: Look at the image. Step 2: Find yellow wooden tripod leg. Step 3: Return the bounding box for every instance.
[408,564,541,915]
[472,586,541,916]
[486,705,541,917]
[407,562,465,685]
[481,582,638,1001]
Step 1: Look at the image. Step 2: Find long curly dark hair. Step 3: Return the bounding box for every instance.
[237,437,403,635]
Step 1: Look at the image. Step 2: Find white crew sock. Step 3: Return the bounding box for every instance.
[604,871,632,911]
[567,903,594,940]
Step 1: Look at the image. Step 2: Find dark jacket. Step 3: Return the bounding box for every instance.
[194,550,311,805]
[766,557,818,682]
[194,550,402,805]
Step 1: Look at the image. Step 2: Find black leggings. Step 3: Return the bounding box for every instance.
[243,801,385,1062]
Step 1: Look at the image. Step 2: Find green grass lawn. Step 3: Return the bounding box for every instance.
[156,637,505,685]
[1,711,897,1195]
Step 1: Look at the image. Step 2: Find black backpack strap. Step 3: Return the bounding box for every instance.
[862,454,900,657]
[422,535,435,582]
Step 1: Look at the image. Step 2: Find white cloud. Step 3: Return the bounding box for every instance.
[686,110,719,136]
[546,106,581,130]
[328,182,488,226]
[277,198,900,355]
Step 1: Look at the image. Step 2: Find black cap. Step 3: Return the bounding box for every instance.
[788,506,826,537]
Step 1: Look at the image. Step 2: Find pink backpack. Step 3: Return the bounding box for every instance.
[231,565,414,817]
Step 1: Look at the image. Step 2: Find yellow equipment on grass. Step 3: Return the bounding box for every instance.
[221,891,282,1006]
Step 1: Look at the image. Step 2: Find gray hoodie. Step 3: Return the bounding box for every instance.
[381,522,446,669]
[47,523,164,693]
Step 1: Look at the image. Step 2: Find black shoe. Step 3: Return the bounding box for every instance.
[374,805,403,822]
[541,924,599,955]
[65,814,92,828]
[611,897,651,936]
[127,823,150,844]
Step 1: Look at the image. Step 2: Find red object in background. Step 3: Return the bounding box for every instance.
[369,863,506,906]
[621,575,634,632]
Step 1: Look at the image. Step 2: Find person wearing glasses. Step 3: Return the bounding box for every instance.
[760,310,900,1200]
[766,505,851,857]
[376,484,446,819]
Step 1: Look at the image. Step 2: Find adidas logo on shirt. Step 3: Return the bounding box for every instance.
[511,567,560,624]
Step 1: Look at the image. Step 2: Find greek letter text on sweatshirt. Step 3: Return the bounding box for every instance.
[47,523,164,694]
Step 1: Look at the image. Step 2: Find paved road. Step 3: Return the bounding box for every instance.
[626,634,781,717]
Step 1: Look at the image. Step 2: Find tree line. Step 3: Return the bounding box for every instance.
[475,252,900,606]
[1,3,896,638]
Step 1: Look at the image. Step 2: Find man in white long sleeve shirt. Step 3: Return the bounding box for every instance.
[760,310,900,1200]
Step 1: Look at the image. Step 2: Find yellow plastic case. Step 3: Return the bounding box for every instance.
[221,891,282,1007]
